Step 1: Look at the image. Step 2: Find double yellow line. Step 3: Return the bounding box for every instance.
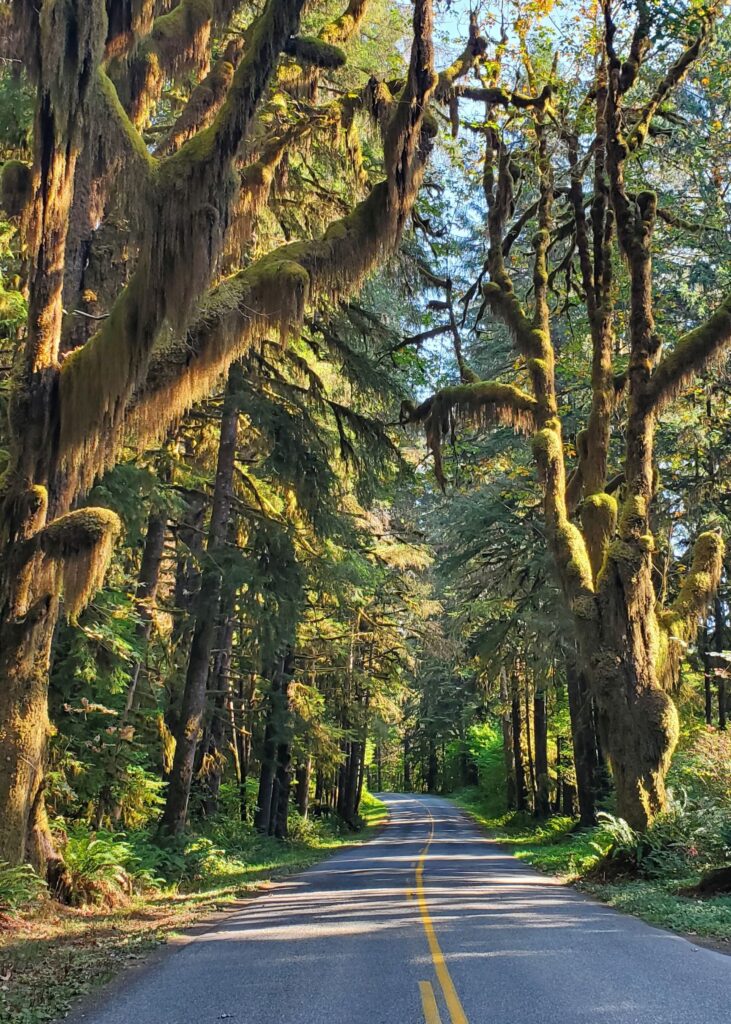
[414,803,469,1024]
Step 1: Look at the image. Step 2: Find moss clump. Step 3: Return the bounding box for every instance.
[41,508,122,621]
[0,160,32,217]
[619,493,647,538]
[285,36,346,68]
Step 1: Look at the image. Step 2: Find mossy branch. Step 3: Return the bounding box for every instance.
[319,0,369,44]
[456,83,553,110]
[284,36,346,68]
[645,292,731,414]
[435,12,487,101]
[409,381,539,489]
[57,0,307,490]
[626,16,714,153]
[41,508,121,622]
[657,531,724,690]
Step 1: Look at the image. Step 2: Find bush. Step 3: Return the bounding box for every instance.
[61,828,135,906]
[0,862,46,914]
[589,798,731,882]
[670,729,731,807]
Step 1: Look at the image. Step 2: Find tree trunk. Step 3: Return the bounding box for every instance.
[160,366,240,835]
[426,740,438,793]
[510,681,527,812]
[122,508,167,717]
[500,667,517,809]
[296,758,311,818]
[533,688,550,818]
[565,657,597,827]
[403,732,411,791]
[254,649,294,834]
[201,614,235,817]
[715,597,726,730]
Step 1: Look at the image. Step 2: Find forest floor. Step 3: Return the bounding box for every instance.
[0,793,387,1024]
[451,788,731,951]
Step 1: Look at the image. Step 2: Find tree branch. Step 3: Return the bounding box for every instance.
[645,292,731,414]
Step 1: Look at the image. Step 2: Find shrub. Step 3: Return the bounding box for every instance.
[61,828,135,906]
[0,862,46,914]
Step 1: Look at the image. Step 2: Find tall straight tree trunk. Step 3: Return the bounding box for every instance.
[715,597,727,730]
[254,649,294,834]
[500,667,517,809]
[702,626,714,725]
[524,677,536,808]
[511,680,527,812]
[566,657,597,827]
[122,509,167,718]
[296,758,311,818]
[533,688,550,818]
[201,613,235,817]
[160,366,240,834]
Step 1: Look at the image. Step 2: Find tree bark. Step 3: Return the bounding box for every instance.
[296,758,311,818]
[533,688,550,818]
[254,649,294,834]
[566,657,597,827]
[510,681,527,812]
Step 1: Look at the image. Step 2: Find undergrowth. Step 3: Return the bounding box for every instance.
[0,792,387,1024]
[451,786,731,945]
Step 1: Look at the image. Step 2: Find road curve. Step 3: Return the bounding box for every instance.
[67,794,730,1024]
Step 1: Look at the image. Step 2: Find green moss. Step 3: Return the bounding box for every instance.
[96,70,155,169]
[584,492,618,516]
[285,35,346,68]
[619,494,647,538]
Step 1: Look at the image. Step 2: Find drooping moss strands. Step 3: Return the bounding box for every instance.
[65,0,438,485]
[113,0,215,127]
[57,0,308,490]
[657,532,724,691]
[411,382,539,490]
[104,0,155,60]
[644,292,731,415]
[154,40,243,158]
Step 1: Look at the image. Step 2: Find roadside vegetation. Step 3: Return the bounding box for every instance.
[451,728,731,945]
[0,792,386,1024]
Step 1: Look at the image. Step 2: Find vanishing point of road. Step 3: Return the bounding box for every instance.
[68,794,731,1024]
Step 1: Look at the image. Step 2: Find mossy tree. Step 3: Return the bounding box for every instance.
[0,0,512,869]
[411,0,731,829]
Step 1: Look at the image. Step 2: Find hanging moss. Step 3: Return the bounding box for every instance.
[40,508,122,622]
[0,160,32,217]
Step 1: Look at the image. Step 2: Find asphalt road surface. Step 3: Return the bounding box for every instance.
[68,794,731,1024]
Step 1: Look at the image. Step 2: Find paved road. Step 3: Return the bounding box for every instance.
[68,794,730,1024]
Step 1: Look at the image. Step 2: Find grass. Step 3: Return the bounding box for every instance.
[0,794,388,1024]
[450,787,731,946]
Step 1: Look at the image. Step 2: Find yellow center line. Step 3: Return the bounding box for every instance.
[419,980,444,1024]
[414,803,469,1024]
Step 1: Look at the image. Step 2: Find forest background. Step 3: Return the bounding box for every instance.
[0,0,730,1020]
